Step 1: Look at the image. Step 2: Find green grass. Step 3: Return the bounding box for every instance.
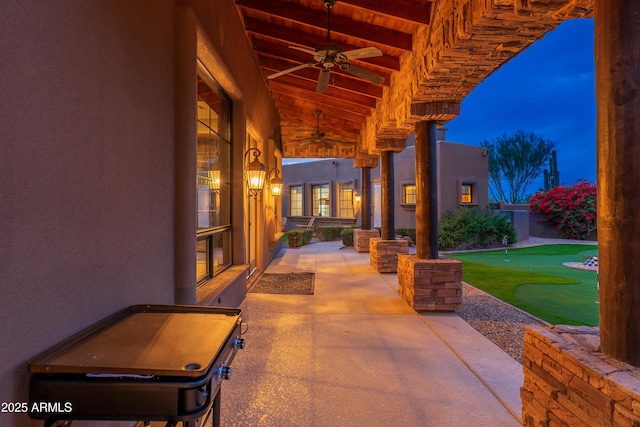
[447,244,599,326]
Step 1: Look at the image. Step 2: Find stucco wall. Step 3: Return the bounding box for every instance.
[438,141,490,213]
[0,2,176,424]
[0,1,280,425]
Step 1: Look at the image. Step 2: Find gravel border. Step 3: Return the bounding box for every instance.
[455,283,546,363]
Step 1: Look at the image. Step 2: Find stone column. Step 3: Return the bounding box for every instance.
[354,154,379,252]
[380,150,395,240]
[398,120,462,311]
[414,120,439,260]
[596,0,640,366]
[360,166,371,230]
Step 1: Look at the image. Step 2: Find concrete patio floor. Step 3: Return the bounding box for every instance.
[220,240,523,427]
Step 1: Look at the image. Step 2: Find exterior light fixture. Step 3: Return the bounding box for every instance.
[268,167,284,199]
[354,193,362,204]
[244,147,267,198]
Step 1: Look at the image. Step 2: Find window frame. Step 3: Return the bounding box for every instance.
[310,182,331,217]
[195,61,233,285]
[458,179,478,206]
[289,184,304,216]
[337,181,355,218]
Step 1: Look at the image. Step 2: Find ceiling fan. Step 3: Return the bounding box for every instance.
[267,0,385,94]
[295,109,349,148]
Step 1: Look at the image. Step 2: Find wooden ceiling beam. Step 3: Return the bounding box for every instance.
[244,16,401,71]
[272,93,368,124]
[269,84,373,117]
[278,107,362,136]
[235,0,413,51]
[259,58,383,98]
[265,73,378,108]
[338,0,432,26]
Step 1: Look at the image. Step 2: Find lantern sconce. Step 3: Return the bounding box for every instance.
[268,167,284,199]
[354,192,362,204]
[244,148,267,199]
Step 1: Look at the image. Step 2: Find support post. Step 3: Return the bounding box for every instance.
[380,151,395,240]
[361,166,371,230]
[596,0,640,366]
[414,121,439,260]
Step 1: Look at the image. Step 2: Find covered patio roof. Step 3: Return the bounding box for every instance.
[234,0,593,161]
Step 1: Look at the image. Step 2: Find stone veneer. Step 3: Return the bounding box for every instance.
[354,229,380,253]
[369,238,408,273]
[522,325,640,427]
[397,254,462,311]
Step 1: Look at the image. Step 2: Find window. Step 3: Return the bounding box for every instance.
[459,181,476,205]
[403,184,416,204]
[311,184,330,217]
[338,182,354,218]
[196,62,232,284]
[290,185,303,216]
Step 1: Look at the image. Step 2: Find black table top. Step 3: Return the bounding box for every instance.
[28,305,242,378]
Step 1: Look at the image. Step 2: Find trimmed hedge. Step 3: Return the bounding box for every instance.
[286,229,313,248]
[340,228,355,247]
[317,226,349,242]
[438,207,516,250]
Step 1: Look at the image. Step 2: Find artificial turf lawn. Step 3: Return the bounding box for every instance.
[447,244,599,326]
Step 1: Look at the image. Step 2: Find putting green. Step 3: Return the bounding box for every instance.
[447,244,599,326]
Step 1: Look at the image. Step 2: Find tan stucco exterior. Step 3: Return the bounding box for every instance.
[0,2,281,424]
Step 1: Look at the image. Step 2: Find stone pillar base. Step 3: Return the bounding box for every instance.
[397,255,462,311]
[522,325,640,426]
[369,238,408,273]
[354,229,380,253]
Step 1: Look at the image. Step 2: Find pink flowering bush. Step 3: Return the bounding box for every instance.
[530,180,597,240]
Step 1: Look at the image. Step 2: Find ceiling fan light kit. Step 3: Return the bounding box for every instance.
[294,109,347,148]
[266,0,384,94]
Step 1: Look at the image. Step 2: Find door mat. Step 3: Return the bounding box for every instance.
[249,272,315,295]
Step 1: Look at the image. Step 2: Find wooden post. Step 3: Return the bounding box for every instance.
[415,121,439,260]
[596,0,640,366]
[361,166,371,230]
[380,151,395,240]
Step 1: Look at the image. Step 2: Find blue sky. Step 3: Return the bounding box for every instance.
[446,17,596,191]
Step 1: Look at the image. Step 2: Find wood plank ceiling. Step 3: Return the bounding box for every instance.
[235,0,429,159]
[234,0,593,161]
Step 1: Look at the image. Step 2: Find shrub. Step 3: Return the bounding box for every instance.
[340,228,355,247]
[530,180,597,240]
[317,226,350,242]
[286,229,313,248]
[438,207,516,250]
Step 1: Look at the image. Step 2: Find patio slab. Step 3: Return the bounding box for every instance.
[220,241,523,426]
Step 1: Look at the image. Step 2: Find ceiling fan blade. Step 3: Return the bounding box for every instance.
[338,47,383,61]
[299,139,322,147]
[339,63,385,85]
[290,46,321,57]
[316,68,331,94]
[321,138,348,145]
[267,62,317,80]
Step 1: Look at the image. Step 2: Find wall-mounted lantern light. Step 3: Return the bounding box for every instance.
[268,167,283,199]
[244,148,267,199]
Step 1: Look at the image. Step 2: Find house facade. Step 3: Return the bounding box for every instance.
[282,131,489,230]
[0,2,283,425]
